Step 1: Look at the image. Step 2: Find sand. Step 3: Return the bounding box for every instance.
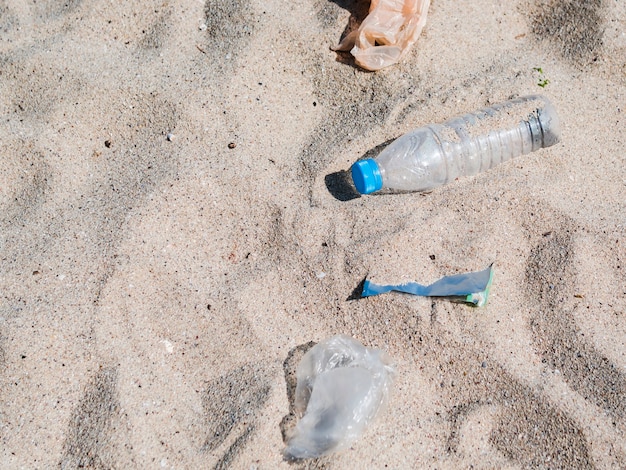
[1,0,625,468]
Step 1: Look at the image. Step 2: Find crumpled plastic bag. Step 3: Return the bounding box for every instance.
[284,335,395,459]
[333,0,431,71]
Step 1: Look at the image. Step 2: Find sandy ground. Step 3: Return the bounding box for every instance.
[1,0,625,468]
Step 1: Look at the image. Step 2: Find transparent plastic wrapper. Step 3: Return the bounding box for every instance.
[333,0,431,71]
[284,335,396,460]
[362,264,494,307]
[351,95,561,194]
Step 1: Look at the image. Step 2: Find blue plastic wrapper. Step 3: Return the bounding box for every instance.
[362,264,494,307]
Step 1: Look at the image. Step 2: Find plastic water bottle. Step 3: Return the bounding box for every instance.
[351,95,561,194]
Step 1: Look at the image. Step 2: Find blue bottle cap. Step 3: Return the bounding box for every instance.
[351,159,383,194]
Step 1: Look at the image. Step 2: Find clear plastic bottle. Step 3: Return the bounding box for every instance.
[351,95,561,194]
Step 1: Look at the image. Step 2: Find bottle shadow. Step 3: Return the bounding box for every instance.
[324,171,360,201]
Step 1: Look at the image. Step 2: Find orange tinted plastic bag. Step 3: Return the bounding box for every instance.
[334,0,430,71]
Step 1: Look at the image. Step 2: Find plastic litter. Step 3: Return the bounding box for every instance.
[284,335,395,460]
[362,264,494,307]
[333,0,430,71]
[351,95,561,194]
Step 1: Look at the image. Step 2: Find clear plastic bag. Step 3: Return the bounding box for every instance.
[284,335,395,459]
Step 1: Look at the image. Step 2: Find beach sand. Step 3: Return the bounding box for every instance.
[1,0,625,467]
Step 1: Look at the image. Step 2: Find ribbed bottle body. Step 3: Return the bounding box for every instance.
[375,95,560,192]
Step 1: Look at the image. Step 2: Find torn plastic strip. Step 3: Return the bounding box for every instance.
[362,264,494,307]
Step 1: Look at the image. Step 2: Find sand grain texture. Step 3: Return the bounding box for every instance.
[1,0,625,468]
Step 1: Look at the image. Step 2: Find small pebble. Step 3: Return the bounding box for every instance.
[166,133,175,142]
[228,142,237,149]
